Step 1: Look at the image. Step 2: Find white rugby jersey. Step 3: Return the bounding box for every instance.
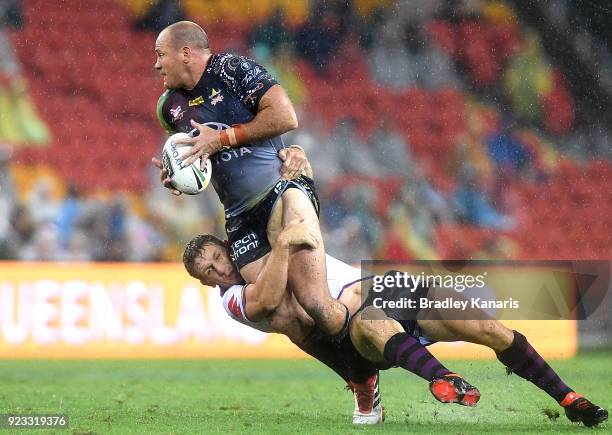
[220,254,363,333]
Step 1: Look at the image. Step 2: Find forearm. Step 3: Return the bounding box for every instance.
[246,243,291,320]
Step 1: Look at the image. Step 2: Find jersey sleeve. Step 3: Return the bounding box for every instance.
[221,284,249,322]
[156,90,177,134]
[210,53,279,114]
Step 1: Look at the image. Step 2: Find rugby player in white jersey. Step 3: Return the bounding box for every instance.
[183,223,608,427]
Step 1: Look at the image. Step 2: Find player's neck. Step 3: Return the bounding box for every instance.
[184,52,212,90]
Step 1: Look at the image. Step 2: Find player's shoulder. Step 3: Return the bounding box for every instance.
[208,52,259,76]
[156,88,192,133]
[157,88,189,109]
[221,284,248,320]
[156,89,179,133]
[156,89,174,112]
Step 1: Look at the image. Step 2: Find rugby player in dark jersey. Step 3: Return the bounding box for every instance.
[151,21,350,340]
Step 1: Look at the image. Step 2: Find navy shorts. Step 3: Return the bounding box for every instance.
[225,175,320,270]
[355,272,434,355]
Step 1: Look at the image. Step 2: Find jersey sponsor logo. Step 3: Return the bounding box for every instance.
[201,122,252,163]
[188,96,204,107]
[203,121,231,131]
[209,88,224,106]
[231,232,259,261]
[170,105,185,122]
[212,147,252,164]
[228,295,244,320]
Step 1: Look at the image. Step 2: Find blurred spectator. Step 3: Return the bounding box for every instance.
[389,168,449,259]
[486,122,531,172]
[252,42,307,107]
[0,0,50,146]
[109,197,127,242]
[473,234,518,260]
[19,223,64,261]
[370,20,457,90]
[124,212,165,262]
[56,184,84,248]
[504,34,550,125]
[0,144,15,257]
[0,0,22,28]
[61,231,92,262]
[369,17,414,90]
[324,216,372,263]
[331,118,380,177]
[133,0,185,33]
[27,177,60,226]
[453,165,514,230]
[569,0,612,52]
[368,117,412,175]
[347,183,384,250]
[6,204,36,258]
[249,8,292,55]
[285,111,341,185]
[296,2,348,72]
[489,164,522,218]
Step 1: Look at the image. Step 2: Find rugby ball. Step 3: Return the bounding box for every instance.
[161,132,212,195]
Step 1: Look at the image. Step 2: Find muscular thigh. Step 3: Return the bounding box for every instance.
[272,188,323,243]
[239,254,267,284]
[243,187,322,284]
[266,192,285,247]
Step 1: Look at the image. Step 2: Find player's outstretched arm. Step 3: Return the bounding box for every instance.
[243,220,318,321]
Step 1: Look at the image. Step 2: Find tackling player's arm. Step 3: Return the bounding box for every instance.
[243,220,318,321]
[278,145,313,180]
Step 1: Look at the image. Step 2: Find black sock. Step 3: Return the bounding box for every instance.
[300,327,377,384]
[497,330,573,402]
[383,332,451,381]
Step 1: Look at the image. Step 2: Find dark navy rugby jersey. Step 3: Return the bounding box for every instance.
[157,53,285,218]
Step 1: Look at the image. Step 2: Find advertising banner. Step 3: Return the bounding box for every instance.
[0,262,578,359]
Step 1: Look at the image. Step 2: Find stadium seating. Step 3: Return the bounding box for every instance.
[6,0,611,261]
[12,0,161,191]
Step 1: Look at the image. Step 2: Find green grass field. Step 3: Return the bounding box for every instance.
[0,352,609,434]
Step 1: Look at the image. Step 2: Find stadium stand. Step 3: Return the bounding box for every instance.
[0,0,610,263]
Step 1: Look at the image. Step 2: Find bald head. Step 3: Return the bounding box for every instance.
[162,21,210,52]
[155,21,211,90]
